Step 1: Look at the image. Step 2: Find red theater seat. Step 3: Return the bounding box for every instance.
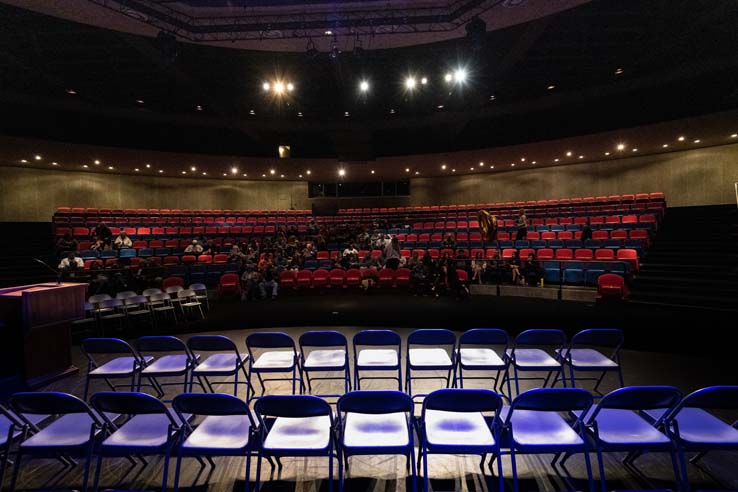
[296,269,313,289]
[312,269,330,288]
[537,249,554,260]
[218,273,241,298]
[329,269,346,288]
[395,268,411,287]
[280,270,297,289]
[345,269,362,288]
[555,248,573,260]
[594,249,615,261]
[597,274,627,301]
[575,249,594,260]
[378,268,395,288]
[617,248,640,271]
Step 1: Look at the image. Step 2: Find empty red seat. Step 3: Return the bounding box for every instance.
[605,216,620,224]
[541,232,556,241]
[621,215,638,224]
[329,269,346,288]
[197,254,213,264]
[213,254,228,264]
[519,248,535,259]
[378,268,395,288]
[132,240,148,249]
[217,273,241,298]
[312,269,330,288]
[181,255,196,264]
[597,274,627,301]
[316,251,329,260]
[163,256,180,265]
[280,270,297,289]
[592,231,609,240]
[555,248,573,260]
[527,231,540,240]
[537,248,554,260]
[617,249,639,271]
[594,249,615,260]
[610,230,628,240]
[395,268,411,287]
[575,249,594,260]
[296,269,313,288]
[149,240,164,249]
[502,248,516,260]
[345,269,362,288]
[557,231,573,241]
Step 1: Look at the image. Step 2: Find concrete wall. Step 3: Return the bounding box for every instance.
[410,144,738,207]
[1,143,736,221]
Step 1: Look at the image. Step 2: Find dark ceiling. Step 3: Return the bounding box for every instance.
[0,0,737,161]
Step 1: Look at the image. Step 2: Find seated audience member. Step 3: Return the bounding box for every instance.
[260,265,279,300]
[522,253,543,286]
[58,251,84,270]
[342,243,359,257]
[228,245,244,263]
[201,240,215,255]
[360,268,378,292]
[113,231,132,250]
[406,250,421,269]
[580,217,593,243]
[93,222,113,249]
[454,249,469,272]
[55,233,78,256]
[471,251,487,284]
[508,250,522,284]
[184,239,203,254]
[240,267,262,301]
[442,233,456,249]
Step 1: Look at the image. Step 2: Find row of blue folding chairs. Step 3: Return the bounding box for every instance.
[543,261,628,286]
[80,329,626,407]
[3,385,736,492]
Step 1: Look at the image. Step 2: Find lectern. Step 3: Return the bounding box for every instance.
[0,282,86,387]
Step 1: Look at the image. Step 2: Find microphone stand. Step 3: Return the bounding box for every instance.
[34,258,63,285]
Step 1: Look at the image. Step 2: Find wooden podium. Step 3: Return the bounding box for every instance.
[0,282,86,387]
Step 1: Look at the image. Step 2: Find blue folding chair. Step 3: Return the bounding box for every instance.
[172,393,261,492]
[299,331,350,397]
[246,332,302,401]
[253,395,337,492]
[90,392,184,492]
[336,391,415,492]
[416,389,504,492]
[503,329,567,396]
[654,386,738,491]
[405,329,457,400]
[352,330,402,390]
[502,388,595,492]
[81,337,153,400]
[0,405,28,491]
[9,392,106,492]
[556,328,625,394]
[456,328,509,395]
[579,386,682,492]
[187,335,252,398]
[136,336,200,400]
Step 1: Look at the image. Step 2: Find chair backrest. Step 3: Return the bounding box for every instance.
[254,394,331,419]
[166,285,184,295]
[125,295,149,307]
[115,291,138,300]
[592,386,682,419]
[423,388,503,416]
[570,328,624,350]
[82,337,135,355]
[143,288,163,298]
[136,335,188,353]
[407,328,456,346]
[338,390,412,416]
[99,298,123,309]
[186,335,238,353]
[89,294,112,304]
[673,386,738,412]
[91,391,173,421]
[352,329,401,347]
[173,393,254,424]
[189,283,207,293]
[178,289,197,299]
[509,388,592,418]
[11,391,96,417]
[299,330,347,348]
[459,328,508,347]
[247,332,295,350]
[514,328,566,347]
[149,292,172,303]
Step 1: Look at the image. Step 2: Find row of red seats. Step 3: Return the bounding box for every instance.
[58,225,305,238]
[54,216,312,225]
[278,267,425,289]
[399,229,650,242]
[55,207,311,216]
[338,193,665,214]
[410,214,656,230]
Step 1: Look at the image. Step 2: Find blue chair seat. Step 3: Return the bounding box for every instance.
[192,353,246,375]
[408,348,453,368]
[252,351,295,370]
[356,349,398,367]
[21,411,111,449]
[303,349,347,369]
[459,348,505,369]
[555,348,618,369]
[89,356,154,378]
[502,407,584,449]
[141,354,196,377]
[424,409,495,447]
[506,348,560,369]
[181,414,251,451]
[644,407,738,445]
[102,411,182,450]
[580,408,671,446]
[343,411,409,447]
[263,415,331,450]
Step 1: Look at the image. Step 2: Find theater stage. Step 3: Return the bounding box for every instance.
[28,325,738,492]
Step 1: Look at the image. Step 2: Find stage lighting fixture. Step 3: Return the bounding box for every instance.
[231,167,238,174]
[262,82,270,92]
[287,83,294,92]
[306,170,311,175]
[454,68,467,83]
[190,166,197,171]
[270,169,276,175]
[359,80,369,92]
[444,73,453,83]
[405,77,416,89]
[420,77,428,85]
[278,146,291,158]
[274,82,285,94]
[338,168,346,177]
[34,155,42,161]
[617,143,625,151]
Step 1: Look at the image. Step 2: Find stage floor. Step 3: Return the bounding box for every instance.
[21,324,738,492]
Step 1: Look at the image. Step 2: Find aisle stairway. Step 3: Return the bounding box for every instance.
[630,205,738,311]
[0,222,56,288]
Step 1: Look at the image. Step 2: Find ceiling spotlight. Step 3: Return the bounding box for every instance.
[632,148,638,152]
[181,171,187,175]
[280,174,285,178]
[420,77,428,85]
[338,168,346,177]
[470,167,475,171]
[297,112,303,117]
[370,170,375,174]
[34,155,42,161]
[20,159,27,163]
[390,108,396,114]
[82,164,88,168]
[444,73,453,83]
[196,105,203,111]
[190,166,197,172]
[693,139,701,143]
[262,82,270,92]
[274,82,285,94]
[490,165,494,169]
[146,164,151,168]
[287,82,294,92]
[299,174,303,178]
[136,99,144,104]
[566,151,572,157]
[231,167,238,174]
[731,133,737,138]
[441,164,447,170]
[107,166,114,170]
[94,159,101,165]
[415,171,420,175]
[511,163,515,167]
[344,111,350,117]
[617,143,625,151]
[243,173,248,177]
[51,162,58,166]
[614,68,624,75]
[547,85,556,90]
[66,89,77,95]
[159,170,164,173]
[554,158,560,162]
[134,168,140,172]
[270,169,276,175]
[578,155,584,159]
[202,172,207,175]
[324,30,332,35]
[405,77,416,90]
[359,80,369,92]
[262,174,266,177]
[454,68,467,83]
[605,152,610,156]
[662,144,669,148]
[489,95,496,101]
[249,109,255,115]
[437,104,444,109]
[678,136,685,141]
[479,161,485,166]
[223,173,227,176]
[452,168,456,172]
[306,170,311,175]
[405,168,410,173]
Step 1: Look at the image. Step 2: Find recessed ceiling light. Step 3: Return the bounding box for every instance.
[662,144,669,148]
[359,80,370,92]
[20,159,27,163]
[249,109,255,115]
[452,168,456,172]
[470,167,474,171]
[617,143,625,151]
[66,89,77,95]
[389,108,396,114]
[511,163,515,167]
[371,170,375,174]
[578,155,584,159]
[405,168,410,173]
[479,161,485,166]
[270,169,276,175]
[196,105,203,111]
[338,169,346,177]
[547,85,556,90]
[280,174,285,178]
[223,173,228,176]
[489,95,496,101]
[605,152,610,156]
[490,165,494,169]
[136,99,144,104]
[82,164,88,168]
[405,77,416,90]
[146,164,151,168]
[344,111,350,117]
[297,112,303,117]
[420,77,428,85]
[324,30,332,35]
[262,82,270,92]
[287,83,294,92]
[531,161,536,164]
[298,174,303,178]
[693,139,701,143]
[181,171,187,175]
[554,158,560,162]
[731,133,738,138]
[190,166,197,172]
[632,148,638,152]
[202,172,207,175]
[108,166,114,170]
[519,158,525,162]
[262,174,266,177]
[615,68,624,75]
[34,155,42,160]
[231,167,239,174]
[566,151,572,157]
[306,170,311,175]
[437,104,444,109]
[678,136,685,141]
[51,162,58,166]
[159,170,164,173]
[441,164,447,170]
[415,171,420,175]
[134,168,140,171]
[243,173,247,177]
[94,159,101,165]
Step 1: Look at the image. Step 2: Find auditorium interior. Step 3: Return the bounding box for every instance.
[0,1,737,491]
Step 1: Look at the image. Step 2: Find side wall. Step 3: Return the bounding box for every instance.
[411,144,738,207]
